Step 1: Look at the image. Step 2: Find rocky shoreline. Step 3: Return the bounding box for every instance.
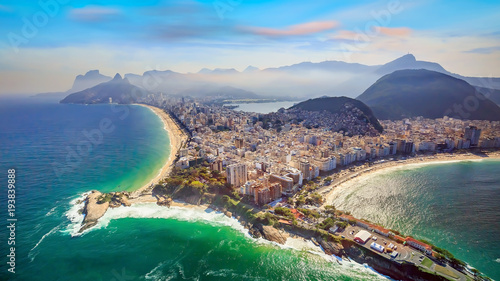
[79,190,131,233]
[75,152,500,280]
[78,189,467,281]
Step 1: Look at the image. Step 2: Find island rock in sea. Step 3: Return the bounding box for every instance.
[80,191,132,232]
[80,191,109,232]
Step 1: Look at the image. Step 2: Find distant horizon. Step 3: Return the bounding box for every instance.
[1,53,498,97]
[1,0,500,94]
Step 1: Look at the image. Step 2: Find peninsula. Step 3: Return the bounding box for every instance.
[76,96,499,281]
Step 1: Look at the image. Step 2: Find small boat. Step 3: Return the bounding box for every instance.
[311,237,320,246]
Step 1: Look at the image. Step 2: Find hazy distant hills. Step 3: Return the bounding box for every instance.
[59,54,500,101]
[60,74,151,104]
[69,70,112,93]
[291,96,384,133]
[375,54,447,75]
[56,54,500,116]
[357,69,500,121]
[33,70,112,100]
[198,68,239,75]
[374,54,500,90]
[265,61,373,74]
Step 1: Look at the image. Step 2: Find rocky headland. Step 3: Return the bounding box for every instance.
[79,191,131,233]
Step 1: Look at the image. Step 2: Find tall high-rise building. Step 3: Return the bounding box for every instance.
[226,163,248,188]
[464,126,481,147]
[234,138,244,149]
[299,161,311,182]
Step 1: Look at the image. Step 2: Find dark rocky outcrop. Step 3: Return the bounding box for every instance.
[156,195,172,207]
[317,236,344,256]
[254,224,287,244]
[248,225,262,239]
[108,192,131,208]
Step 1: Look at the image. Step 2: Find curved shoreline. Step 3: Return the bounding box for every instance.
[77,104,188,232]
[322,152,500,205]
[130,104,188,199]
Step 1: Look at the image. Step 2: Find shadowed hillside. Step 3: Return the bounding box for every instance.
[357,69,500,121]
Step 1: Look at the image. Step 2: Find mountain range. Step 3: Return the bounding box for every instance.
[60,74,150,104]
[57,54,500,101]
[57,54,500,121]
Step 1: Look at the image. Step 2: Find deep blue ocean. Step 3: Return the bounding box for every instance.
[0,97,499,280]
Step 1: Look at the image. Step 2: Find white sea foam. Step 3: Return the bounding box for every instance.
[28,224,62,262]
[144,261,167,280]
[63,192,90,237]
[495,258,500,263]
[64,198,391,280]
[28,193,92,260]
[45,205,58,217]
[64,201,250,238]
[283,237,393,280]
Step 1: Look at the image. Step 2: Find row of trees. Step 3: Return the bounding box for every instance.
[291,192,324,208]
[156,165,229,199]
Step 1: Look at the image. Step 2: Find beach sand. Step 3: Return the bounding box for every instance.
[130,104,188,198]
[321,151,500,206]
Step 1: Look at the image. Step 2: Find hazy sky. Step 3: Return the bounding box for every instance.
[1,0,500,94]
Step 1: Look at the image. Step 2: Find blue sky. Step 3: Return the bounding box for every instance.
[1,0,499,93]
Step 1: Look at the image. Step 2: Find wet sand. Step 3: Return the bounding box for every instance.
[130,104,188,198]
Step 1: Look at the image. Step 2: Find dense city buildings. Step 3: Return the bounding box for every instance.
[226,163,248,188]
[148,96,500,206]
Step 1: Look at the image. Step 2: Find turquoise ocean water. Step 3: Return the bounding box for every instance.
[0,98,387,281]
[329,160,500,280]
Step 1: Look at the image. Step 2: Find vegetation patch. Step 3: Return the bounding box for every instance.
[421,257,433,268]
[434,265,459,279]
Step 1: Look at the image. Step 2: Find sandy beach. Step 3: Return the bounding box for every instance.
[130,104,188,199]
[321,151,500,205]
